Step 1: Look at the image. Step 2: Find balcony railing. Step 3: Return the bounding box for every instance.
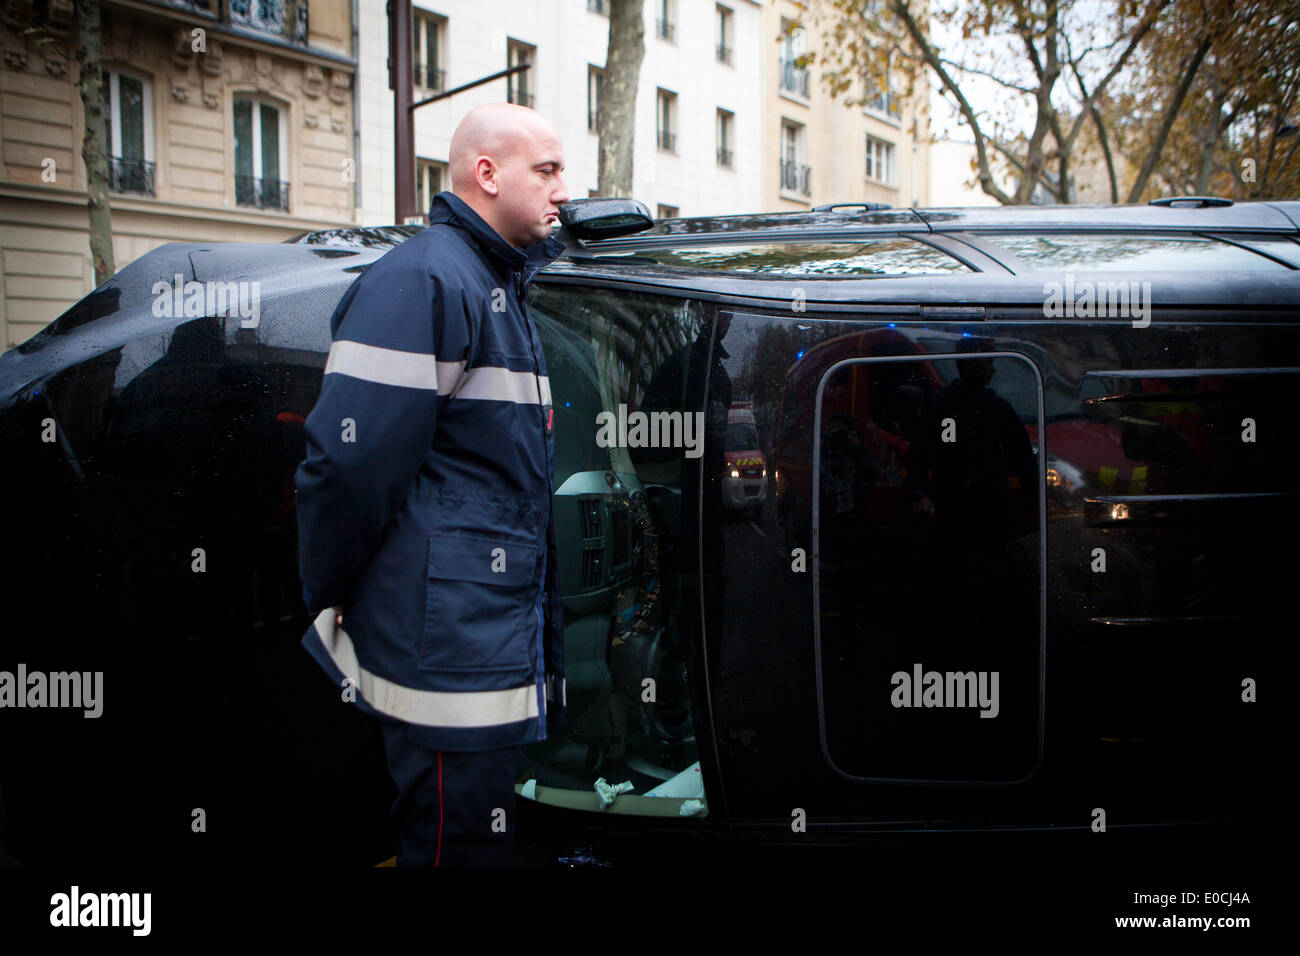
[656,18,675,41]
[779,58,809,97]
[235,175,290,211]
[587,108,604,131]
[658,130,676,151]
[508,88,534,108]
[107,157,155,196]
[717,44,732,64]
[587,0,609,13]
[413,62,445,92]
[717,147,732,167]
[780,159,810,195]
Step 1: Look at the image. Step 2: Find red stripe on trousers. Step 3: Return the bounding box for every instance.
[436,750,443,867]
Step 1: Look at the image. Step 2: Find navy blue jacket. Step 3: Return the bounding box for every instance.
[295,191,568,751]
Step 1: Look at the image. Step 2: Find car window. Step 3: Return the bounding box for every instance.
[983,233,1292,270]
[602,238,971,276]
[523,285,711,819]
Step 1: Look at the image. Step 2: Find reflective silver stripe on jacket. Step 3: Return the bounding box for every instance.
[311,609,538,727]
[324,340,468,396]
[455,366,549,404]
[324,342,547,407]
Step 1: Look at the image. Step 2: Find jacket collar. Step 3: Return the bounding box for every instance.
[429,191,566,281]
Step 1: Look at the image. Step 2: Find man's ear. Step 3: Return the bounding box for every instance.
[477,157,499,197]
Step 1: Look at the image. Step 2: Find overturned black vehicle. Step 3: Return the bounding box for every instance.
[1,197,1296,865]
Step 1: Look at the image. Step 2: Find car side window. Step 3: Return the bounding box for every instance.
[522,285,710,817]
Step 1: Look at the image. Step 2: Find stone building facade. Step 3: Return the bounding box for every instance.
[0,0,358,349]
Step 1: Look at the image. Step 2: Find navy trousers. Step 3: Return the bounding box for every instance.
[378,717,519,867]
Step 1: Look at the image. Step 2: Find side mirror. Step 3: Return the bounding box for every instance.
[557,198,655,241]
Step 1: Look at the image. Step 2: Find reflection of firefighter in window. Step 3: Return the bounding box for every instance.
[907,340,1036,569]
[819,410,874,617]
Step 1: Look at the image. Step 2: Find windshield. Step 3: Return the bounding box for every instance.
[604,238,971,276]
[726,422,760,450]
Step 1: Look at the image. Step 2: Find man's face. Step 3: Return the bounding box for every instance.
[495,125,569,249]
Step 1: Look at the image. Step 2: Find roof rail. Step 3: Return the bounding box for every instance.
[1148,196,1233,208]
[812,202,894,212]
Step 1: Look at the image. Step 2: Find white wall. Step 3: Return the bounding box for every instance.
[358,0,764,226]
[928,137,1002,207]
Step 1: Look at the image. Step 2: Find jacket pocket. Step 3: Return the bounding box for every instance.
[420,532,541,675]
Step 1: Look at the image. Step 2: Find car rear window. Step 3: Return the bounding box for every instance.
[983,233,1294,271]
[601,238,971,276]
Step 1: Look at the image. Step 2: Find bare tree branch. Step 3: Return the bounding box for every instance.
[890,0,1016,203]
[1126,33,1212,201]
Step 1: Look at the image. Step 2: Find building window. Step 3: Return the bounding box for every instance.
[864,76,900,120]
[102,67,155,196]
[587,0,608,14]
[657,203,679,219]
[416,158,447,219]
[781,120,810,195]
[588,65,603,132]
[657,89,676,152]
[229,0,287,38]
[413,11,445,92]
[866,134,895,185]
[779,20,809,98]
[716,5,732,64]
[233,97,289,211]
[656,0,675,41]
[507,39,535,108]
[717,109,733,167]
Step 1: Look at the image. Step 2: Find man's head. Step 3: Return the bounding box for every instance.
[954,335,996,389]
[449,103,569,250]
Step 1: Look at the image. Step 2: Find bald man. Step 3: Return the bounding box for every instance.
[295,104,571,866]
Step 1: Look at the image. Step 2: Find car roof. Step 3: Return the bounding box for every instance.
[573,200,1300,246]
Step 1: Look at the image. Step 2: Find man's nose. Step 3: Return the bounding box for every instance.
[553,172,571,205]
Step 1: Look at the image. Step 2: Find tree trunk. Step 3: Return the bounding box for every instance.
[76,0,115,284]
[597,0,645,198]
[1194,82,1228,195]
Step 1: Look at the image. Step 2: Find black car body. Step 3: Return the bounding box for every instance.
[1,200,1296,865]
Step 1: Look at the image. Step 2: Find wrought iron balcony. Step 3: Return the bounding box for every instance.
[107,157,155,196]
[656,18,675,41]
[587,0,609,13]
[780,159,811,195]
[717,44,732,64]
[658,130,676,151]
[717,147,733,167]
[413,62,445,92]
[227,0,308,44]
[779,58,809,97]
[587,108,604,131]
[235,175,290,211]
[508,88,534,108]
